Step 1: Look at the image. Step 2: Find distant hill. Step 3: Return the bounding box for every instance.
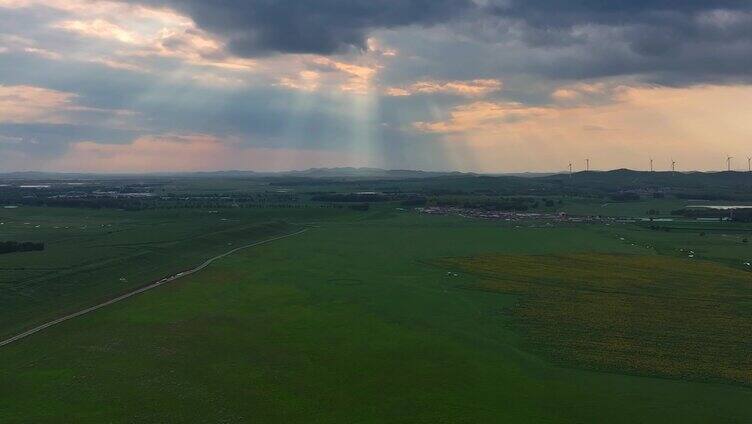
[277,167,468,179]
[0,171,107,180]
[489,172,558,178]
[1,168,750,191]
[0,168,469,180]
[541,169,752,189]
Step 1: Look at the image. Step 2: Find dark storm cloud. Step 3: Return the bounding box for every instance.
[482,0,752,82]
[125,0,752,84]
[497,0,752,50]
[132,0,473,55]
[486,0,750,26]
[368,1,752,86]
[127,0,752,55]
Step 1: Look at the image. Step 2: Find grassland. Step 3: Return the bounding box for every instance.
[1,212,751,422]
[3,172,752,422]
[558,196,692,217]
[0,206,355,338]
[442,253,752,385]
[605,222,752,269]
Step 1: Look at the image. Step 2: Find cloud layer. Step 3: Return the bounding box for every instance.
[123,0,752,84]
[1,0,752,172]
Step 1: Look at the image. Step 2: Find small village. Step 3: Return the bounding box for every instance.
[416,206,574,222]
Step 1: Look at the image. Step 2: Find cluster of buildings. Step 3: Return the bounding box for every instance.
[416,206,570,222]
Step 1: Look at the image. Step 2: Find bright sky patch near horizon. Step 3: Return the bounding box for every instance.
[1,0,751,173]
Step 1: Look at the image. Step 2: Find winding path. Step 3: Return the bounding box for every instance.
[0,228,308,349]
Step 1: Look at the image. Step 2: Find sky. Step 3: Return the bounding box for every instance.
[1,0,752,173]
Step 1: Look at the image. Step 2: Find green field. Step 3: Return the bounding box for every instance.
[0,206,355,338]
[442,253,752,385]
[1,211,751,422]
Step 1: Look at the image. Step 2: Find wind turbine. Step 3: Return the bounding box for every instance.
[671,159,676,172]
[585,158,590,171]
[748,157,751,172]
[568,162,573,174]
[649,158,654,172]
[727,156,733,172]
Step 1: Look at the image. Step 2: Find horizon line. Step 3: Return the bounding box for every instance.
[1,167,751,177]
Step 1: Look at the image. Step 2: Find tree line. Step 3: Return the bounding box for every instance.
[0,241,44,254]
